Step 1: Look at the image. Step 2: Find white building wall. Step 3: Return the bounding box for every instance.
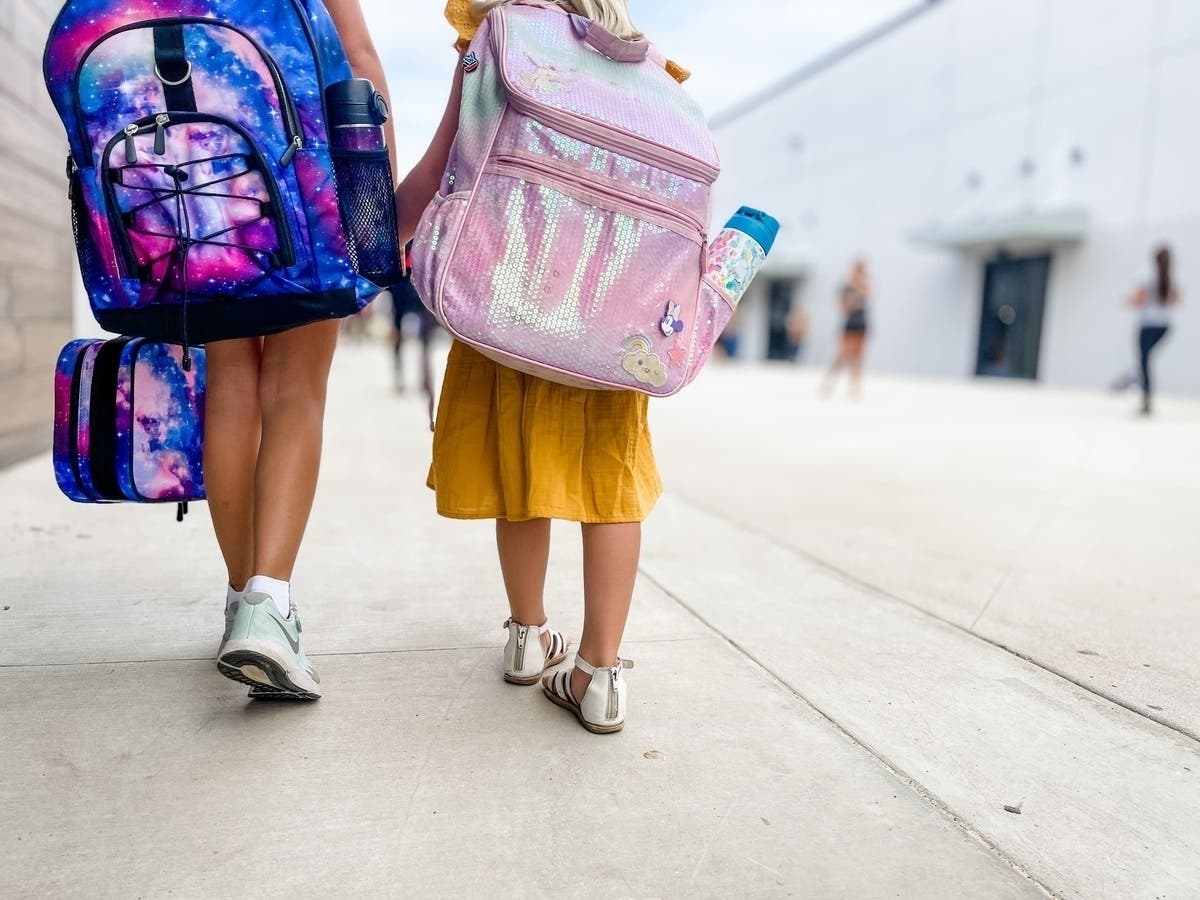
[712,0,1200,394]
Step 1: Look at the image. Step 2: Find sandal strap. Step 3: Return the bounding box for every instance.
[574,656,634,676]
[548,669,577,706]
[546,628,567,660]
[503,617,550,631]
[505,619,570,664]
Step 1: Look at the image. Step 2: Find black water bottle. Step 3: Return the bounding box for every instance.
[325,78,401,287]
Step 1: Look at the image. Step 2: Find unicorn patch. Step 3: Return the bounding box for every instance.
[522,65,570,93]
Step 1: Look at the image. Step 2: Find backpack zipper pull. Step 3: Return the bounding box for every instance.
[153,114,170,155]
[279,135,302,167]
[123,124,139,165]
[65,155,78,199]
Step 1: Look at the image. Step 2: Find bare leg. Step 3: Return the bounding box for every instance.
[420,320,436,430]
[203,337,263,590]
[497,518,552,631]
[847,334,867,398]
[573,522,641,700]
[822,339,850,395]
[251,320,340,581]
[392,318,406,393]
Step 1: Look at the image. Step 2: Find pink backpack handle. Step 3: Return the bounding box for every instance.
[568,14,650,64]
[507,0,666,69]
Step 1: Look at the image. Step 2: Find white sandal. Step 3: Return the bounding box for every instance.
[542,656,635,734]
[503,618,570,685]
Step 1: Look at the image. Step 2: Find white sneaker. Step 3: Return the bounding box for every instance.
[503,618,569,685]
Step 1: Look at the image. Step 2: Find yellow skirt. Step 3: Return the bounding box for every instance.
[427,342,662,523]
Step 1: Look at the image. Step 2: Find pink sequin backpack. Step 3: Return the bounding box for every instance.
[412,0,725,396]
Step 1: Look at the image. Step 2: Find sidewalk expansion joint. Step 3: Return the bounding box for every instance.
[672,492,1200,747]
[637,564,1061,900]
[0,637,707,670]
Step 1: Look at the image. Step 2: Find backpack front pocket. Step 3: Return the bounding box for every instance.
[442,158,704,393]
[101,113,295,294]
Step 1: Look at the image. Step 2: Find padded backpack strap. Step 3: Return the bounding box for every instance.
[153,25,197,112]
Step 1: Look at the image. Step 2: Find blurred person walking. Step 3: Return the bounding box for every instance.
[822,259,872,396]
[1126,246,1182,416]
[390,243,440,426]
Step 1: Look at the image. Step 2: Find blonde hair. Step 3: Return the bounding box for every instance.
[470,0,642,40]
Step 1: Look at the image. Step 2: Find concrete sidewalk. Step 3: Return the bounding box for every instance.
[1,344,1197,898]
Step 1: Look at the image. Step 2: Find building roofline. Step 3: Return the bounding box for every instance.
[710,0,945,130]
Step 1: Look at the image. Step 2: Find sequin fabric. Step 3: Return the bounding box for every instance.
[412,4,734,397]
[493,119,709,226]
[498,11,715,167]
[43,0,380,335]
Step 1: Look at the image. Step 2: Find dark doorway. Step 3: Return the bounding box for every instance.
[975,255,1051,380]
[766,279,800,361]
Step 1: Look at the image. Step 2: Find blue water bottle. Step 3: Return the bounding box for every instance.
[705,207,781,304]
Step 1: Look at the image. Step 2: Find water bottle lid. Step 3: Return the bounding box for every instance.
[724,207,780,254]
[325,78,389,126]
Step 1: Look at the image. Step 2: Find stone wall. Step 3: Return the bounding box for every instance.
[0,0,74,467]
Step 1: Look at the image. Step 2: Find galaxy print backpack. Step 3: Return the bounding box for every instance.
[54,338,205,516]
[411,0,726,397]
[42,0,400,348]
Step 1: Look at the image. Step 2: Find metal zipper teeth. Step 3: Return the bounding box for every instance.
[607,669,619,720]
[514,625,527,672]
[99,112,297,276]
[488,157,703,242]
[70,17,304,165]
[493,9,719,185]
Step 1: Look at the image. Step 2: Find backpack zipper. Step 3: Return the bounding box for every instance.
[488,155,704,241]
[70,18,304,166]
[492,8,719,185]
[154,114,169,155]
[101,111,297,276]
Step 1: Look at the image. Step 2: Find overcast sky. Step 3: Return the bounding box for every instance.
[360,0,919,171]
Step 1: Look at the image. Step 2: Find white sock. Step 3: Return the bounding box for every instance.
[226,584,245,609]
[245,575,292,618]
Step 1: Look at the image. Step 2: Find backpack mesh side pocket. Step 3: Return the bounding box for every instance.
[68,163,101,279]
[332,148,401,288]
